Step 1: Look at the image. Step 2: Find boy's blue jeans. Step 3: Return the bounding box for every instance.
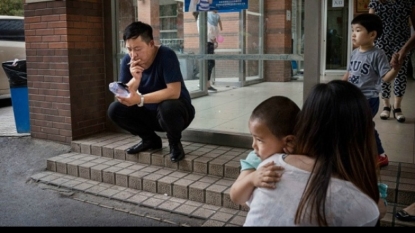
[368,97,385,155]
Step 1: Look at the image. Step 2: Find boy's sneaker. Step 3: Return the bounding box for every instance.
[378,154,389,167]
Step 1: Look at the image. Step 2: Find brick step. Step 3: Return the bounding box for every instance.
[70,132,250,180]
[29,171,248,226]
[68,132,415,206]
[380,162,415,207]
[30,132,415,226]
[29,168,414,227]
[44,151,244,211]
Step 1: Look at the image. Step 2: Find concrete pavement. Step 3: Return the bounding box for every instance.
[0,103,207,226]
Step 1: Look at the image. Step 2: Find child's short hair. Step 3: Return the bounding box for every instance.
[250,96,300,138]
[351,13,383,39]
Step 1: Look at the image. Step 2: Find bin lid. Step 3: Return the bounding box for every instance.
[2,59,27,87]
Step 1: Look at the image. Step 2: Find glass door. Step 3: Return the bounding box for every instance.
[323,0,351,77]
[112,0,207,97]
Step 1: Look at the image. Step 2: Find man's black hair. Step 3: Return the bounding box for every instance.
[123,21,153,43]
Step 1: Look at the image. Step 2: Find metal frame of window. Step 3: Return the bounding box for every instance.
[111,0,307,98]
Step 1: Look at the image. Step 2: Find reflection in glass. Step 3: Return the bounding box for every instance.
[114,0,305,93]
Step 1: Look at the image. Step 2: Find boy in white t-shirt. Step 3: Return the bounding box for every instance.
[230,96,300,206]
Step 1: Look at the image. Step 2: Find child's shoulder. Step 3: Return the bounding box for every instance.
[240,151,261,170]
[259,153,285,168]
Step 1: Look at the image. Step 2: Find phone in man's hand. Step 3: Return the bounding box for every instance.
[117,82,129,91]
[109,81,130,97]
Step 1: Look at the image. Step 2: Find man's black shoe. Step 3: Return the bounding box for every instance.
[170,142,185,163]
[126,138,162,154]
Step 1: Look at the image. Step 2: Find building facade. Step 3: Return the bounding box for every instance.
[22,0,365,144]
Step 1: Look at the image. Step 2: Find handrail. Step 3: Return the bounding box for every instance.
[176,53,304,61]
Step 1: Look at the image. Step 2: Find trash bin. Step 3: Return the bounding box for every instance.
[2,59,30,133]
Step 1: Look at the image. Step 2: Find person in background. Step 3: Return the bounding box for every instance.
[194,10,222,92]
[396,202,415,222]
[188,0,197,12]
[408,24,415,80]
[391,27,415,67]
[230,96,299,206]
[390,30,415,223]
[107,21,195,163]
[342,13,400,168]
[188,0,212,12]
[198,0,212,11]
[243,80,384,226]
[369,0,415,123]
[205,10,222,92]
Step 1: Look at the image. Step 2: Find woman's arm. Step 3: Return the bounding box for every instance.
[230,161,284,205]
[398,34,415,63]
[410,6,415,32]
[377,198,387,220]
[218,17,223,31]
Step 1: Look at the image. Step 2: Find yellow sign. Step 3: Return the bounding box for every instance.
[356,0,370,13]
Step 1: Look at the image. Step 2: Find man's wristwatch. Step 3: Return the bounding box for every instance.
[136,90,144,107]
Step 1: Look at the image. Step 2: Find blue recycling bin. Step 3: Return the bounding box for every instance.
[291,60,298,75]
[2,60,30,133]
[9,86,30,133]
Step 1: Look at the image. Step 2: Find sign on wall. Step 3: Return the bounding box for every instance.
[332,0,344,7]
[184,0,248,12]
[356,0,370,13]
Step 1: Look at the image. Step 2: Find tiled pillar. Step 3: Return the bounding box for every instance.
[24,0,106,143]
[264,0,292,82]
[136,0,160,42]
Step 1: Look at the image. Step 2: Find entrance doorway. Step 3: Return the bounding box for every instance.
[322,0,351,77]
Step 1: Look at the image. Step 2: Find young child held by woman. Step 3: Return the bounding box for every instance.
[243,80,383,226]
[229,96,300,206]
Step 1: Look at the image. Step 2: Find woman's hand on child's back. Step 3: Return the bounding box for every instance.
[253,161,284,189]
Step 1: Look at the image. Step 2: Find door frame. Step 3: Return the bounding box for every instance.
[321,0,353,78]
